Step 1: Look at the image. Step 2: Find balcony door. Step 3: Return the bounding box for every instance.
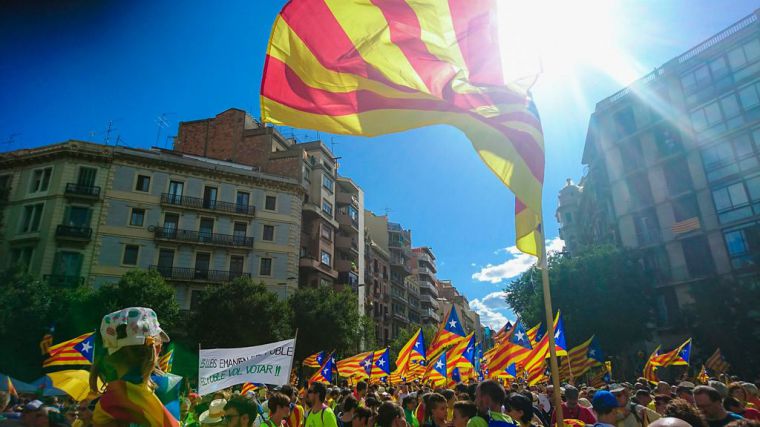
[199,218,214,242]
[203,186,217,209]
[163,213,179,238]
[233,222,247,245]
[53,251,83,278]
[157,248,175,277]
[168,181,184,204]
[230,255,244,279]
[77,167,97,187]
[65,206,91,228]
[195,253,211,279]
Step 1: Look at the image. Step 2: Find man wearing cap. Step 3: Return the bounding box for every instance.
[675,382,695,405]
[551,386,596,426]
[591,391,620,427]
[611,384,661,427]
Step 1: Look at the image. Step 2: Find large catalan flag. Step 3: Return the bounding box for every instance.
[651,339,691,367]
[643,346,661,384]
[560,335,604,380]
[42,332,94,368]
[261,0,546,257]
[428,306,467,359]
[372,348,391,378]
[395,329,426,376]
[447,332,476,370]
[310,352,336,384]
[523,313,567,385]
[425,351,447,386]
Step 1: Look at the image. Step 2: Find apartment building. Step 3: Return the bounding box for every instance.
[437,279,484,341]
[411,246,442,326]
[0,140,303,308]
[558,9,760,329]
[365,231,391,346]
[174,108,365,294]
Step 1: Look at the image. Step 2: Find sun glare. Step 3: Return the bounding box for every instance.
[498,0,640,87]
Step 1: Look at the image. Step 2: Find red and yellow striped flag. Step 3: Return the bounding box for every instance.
[261,0,545,257]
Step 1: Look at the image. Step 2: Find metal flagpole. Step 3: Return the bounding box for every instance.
[540,238,564,427]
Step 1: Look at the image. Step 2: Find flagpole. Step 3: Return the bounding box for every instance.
[540,242,564,427]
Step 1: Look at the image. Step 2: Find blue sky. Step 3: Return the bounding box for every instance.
[1,1,757,330]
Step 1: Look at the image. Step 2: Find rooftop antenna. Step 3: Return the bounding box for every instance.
[384,207,392,216]
[104,120,116,145]
[155,113,174,147]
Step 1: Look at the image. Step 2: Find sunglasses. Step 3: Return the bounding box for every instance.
[223,414,240,422]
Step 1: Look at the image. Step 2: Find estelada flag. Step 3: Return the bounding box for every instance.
[43,332,94,368]
[261,0,545,258]
[427,305,467,359]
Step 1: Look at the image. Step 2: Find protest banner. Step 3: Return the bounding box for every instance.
[198,338,295,395]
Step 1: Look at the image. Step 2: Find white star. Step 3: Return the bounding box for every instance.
[80,342,92,353]
[449,319,457,328]
[435,360,443,369]
[415,341,420,348]
[589,349,596,357]
[555,330,561,340]
[363,360,371,367]
[378,359,385,366]
[323,368,329,375]
[515,331,525,342]
[467,346,474,354]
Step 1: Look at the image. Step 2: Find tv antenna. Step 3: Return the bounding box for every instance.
[155,113,174,147]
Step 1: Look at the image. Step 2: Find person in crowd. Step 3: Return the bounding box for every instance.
[376,402,406,427]
[611,384,661,427]
[506,393,541,427]
[452,401,477,427]
[550,385,596,426]
[440,390,456,422]
[224,396,263,427]
[726,420,760,427]
[199,399,227,426]
[730,385,758,412]
[402,395,419,427]
[355,383,368,408]
[724,398,760,422]
[655,383,672,398]
[590,391,619,427]
[338,395,358,427]
[281,385,304,427]
[675,383,695,405]
[743,384,760,409]
[634,390,653,408]
[264,393,292,427]
[306,383,338,427]
[648,418,692,427]
[351,407,372,427]
[654,395,672,416]
[665,398,707,427]
[422,393,447,427]
[694,386,744,427]
[469,380,517,427]
[710,382,730,400]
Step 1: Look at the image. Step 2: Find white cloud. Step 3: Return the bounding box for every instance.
[470,291,515,330]
[471,237,565,284]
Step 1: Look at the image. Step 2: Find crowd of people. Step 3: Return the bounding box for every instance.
[4,375,759,427]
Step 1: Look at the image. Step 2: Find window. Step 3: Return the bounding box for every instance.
[157,248,175,275]
[167,181,184,204]
[20,203,43,233]
[724,222,760,268]
[727,38,760,71]
[720,94,744,129]
[265,195,277,211]
[322,199,333,216]
[230,255,245,278]
[681,235,715,277]
[199,218,214,241]
[320,224,332,241]
[320,250,332,267]
[122,245,139,266]
[195,253,211,279]
[739,81,760,110]
[65,206,91,227]
[163,213,179,233]
[620,138,645,172]
[613,107,637,138]
[129,208,145,226]
[259,257,272,276]
[77,167,97,187]
[681,64,711,95]
[203,186,217,209]
[29,168,52,193]
[10,247,34,270]
[234,222,248,243]
[634,209,660,245]
[672,195,700,223]
[347,205,359,225]
[322,174,334,193]
[263,224,275,241]
[713,181,752,223]
[236,191,250,208]
[135,175,151,192]
[663,158,692,195]
[53,251,83,277]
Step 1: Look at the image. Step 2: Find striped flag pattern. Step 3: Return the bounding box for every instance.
[240,382,257,396]
[427,306,467,360]
[705,348,730,373]
[261,0,546,257]
[303,351,325,369]
[158,343,174,373]
[523,313,567,385]
[643,346,661,384]
[42,332,94,368]
[395,329,426,376]
[671,217,700,234]
[560,335,604,380]
[486,321,533,375]
[526,323,544,347]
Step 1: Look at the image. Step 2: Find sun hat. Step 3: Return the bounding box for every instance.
[199,399,227,424]
[100,307,170,354]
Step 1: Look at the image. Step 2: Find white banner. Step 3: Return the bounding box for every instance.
[198,338,295,396]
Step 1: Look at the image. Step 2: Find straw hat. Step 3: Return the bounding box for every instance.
[199,399,227,424]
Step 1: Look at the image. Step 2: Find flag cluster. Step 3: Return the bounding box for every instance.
[643,339,692,383]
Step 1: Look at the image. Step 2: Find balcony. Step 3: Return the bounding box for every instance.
[44,274,86,287]
[153,227,254,248]
[338,271,360,288]
[390,255,411,274]
[299,256,340,278]
[161,193,255,216]
[417,266,435,277]
[416,251,434,264]
[335,234,359,253]
[150,265,250,283]
[393,311,408,322]
[391,292,407,304]
[336,209,360,231]
[422,308,441,323]
[420,294,439,308]
[65,183,101,199]
[419,280,438,295]
[56,225,92,241]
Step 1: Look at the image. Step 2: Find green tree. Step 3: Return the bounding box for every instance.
[289,286,372,360]
[188,278,291,348]
[388,324,437,371]
[88,270,181,330]
[505,245,656,376]
[0,267,93,380]
[684,276,760,377]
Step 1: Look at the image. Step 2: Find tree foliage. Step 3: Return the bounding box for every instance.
[684,276,760,377]
[505,245,656,361]
[388,324,438,371]
[289,286,373,360]
[188,278,292,348]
